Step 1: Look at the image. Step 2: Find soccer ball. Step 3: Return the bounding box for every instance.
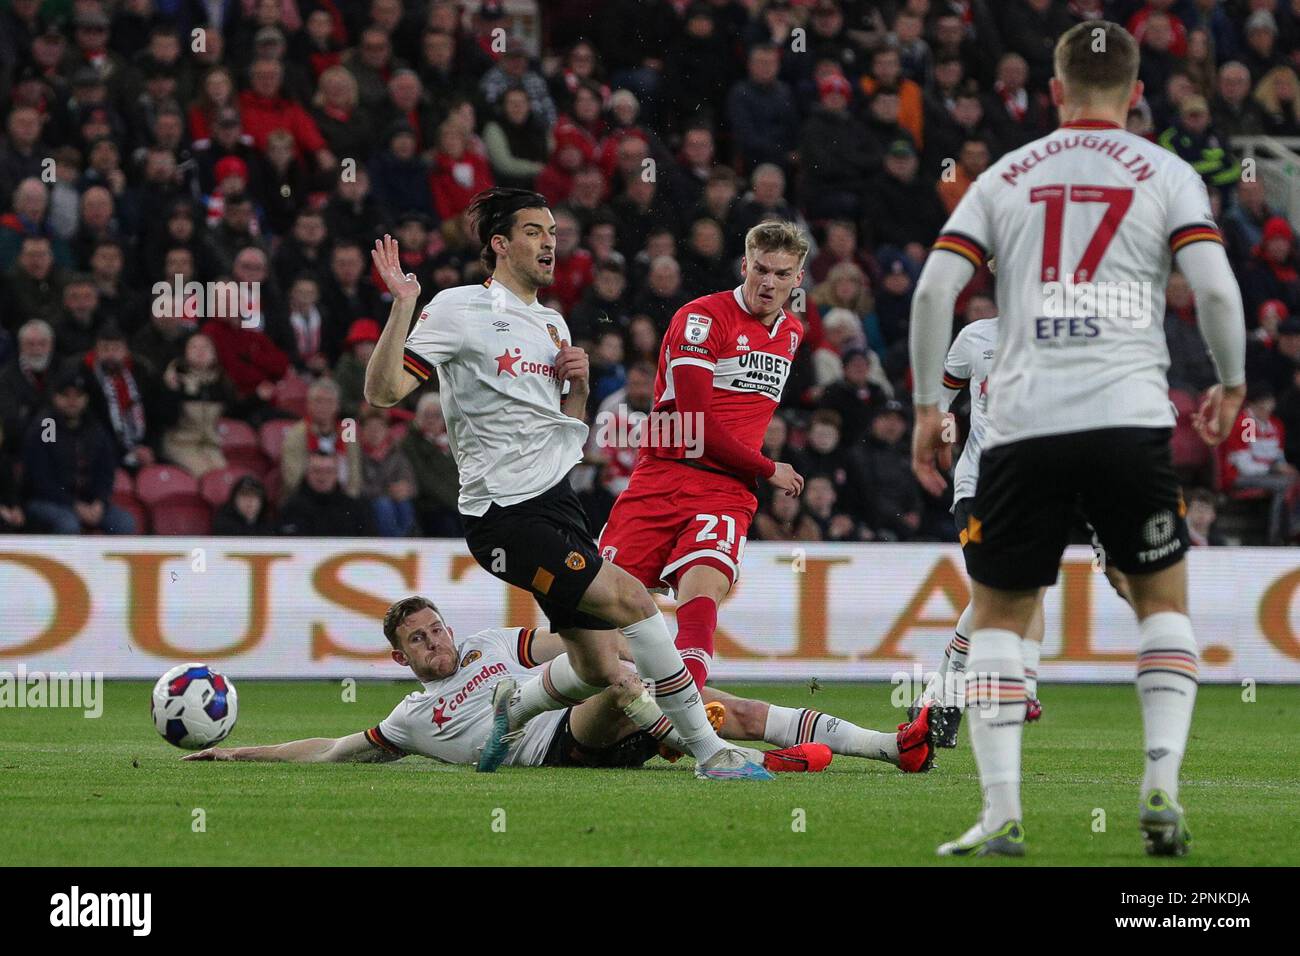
[151,664,238,749]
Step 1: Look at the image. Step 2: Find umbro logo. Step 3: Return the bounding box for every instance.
[493,320,510,332]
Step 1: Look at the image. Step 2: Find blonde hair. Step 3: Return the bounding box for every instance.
[743,220,810,266]
[1254,66,1300,116]
[813,261,873,314]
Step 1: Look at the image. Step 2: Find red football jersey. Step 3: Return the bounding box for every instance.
[647,287,803,476]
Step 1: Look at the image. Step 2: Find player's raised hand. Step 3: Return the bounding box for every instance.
[911,404,952,497]
[768,461,804,497]
[371,234,420,301]
[555,339,589,388]
[1193,383,1246,446]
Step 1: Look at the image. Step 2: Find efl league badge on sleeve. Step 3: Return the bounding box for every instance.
[685,313,712,345]
[547,323,563,349]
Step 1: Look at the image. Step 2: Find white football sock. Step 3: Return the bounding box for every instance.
[922,604,973,706]
[507,655,603,729]
[622,688,688,752]
[762,705,897,763]
[622,612,726,762]
[1021,638,1041,700]
[1136,612,1199,803]
[966,628,1026,829]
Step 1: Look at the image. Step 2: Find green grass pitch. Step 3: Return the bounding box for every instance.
[2,681,1297,866]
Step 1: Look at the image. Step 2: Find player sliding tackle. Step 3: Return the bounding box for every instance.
[910,21,1246,858]
[183,598,939,773]
[364,188,770,780]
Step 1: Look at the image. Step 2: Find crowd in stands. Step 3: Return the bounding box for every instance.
[1,0,1299,544]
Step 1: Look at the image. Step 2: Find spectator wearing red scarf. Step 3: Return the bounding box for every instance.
[279,377,362,500]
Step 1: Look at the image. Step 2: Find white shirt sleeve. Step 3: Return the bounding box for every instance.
[939,327,973,413]
[404,293,467,375]
[369,700,412,756]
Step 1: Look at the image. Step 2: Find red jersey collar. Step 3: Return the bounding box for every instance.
[1060,119,1122,130]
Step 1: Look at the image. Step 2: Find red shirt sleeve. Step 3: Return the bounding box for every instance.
[673,362,776,480]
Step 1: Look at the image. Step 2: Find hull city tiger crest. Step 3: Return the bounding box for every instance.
[547,323,563,349]
[459,649,482,669]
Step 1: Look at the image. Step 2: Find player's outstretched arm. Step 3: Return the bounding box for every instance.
[182,732,401,763]
[1176,240,1248,445]
[364,234,422,408]
[909,251,973,494]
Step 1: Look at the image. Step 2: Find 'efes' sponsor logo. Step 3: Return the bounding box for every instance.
[431,662,509,729]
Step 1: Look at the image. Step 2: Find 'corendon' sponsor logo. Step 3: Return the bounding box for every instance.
[494,348,559,382]
[431,662,508,728]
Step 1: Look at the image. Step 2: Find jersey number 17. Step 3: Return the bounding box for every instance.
[1029,184,1134,284]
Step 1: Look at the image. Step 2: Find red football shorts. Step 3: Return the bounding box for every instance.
[597,456,756,591]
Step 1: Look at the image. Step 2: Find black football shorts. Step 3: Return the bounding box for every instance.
[961,427,1188,590]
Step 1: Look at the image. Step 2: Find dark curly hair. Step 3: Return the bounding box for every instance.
[467,186,550,271]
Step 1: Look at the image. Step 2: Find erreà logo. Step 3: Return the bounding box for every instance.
[50,886,151,936]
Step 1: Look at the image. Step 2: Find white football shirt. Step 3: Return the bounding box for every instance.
[368,627,562,767]
[403,280,589,516]
[933,121,1225,450]
[940,317,998,508]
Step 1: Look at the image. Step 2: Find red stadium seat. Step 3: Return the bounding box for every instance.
[135,464,200,506]
[199,465,255,508]
[113,468,134,496]
[273,374,309,418]
[225,447,270,479]
[259,418,294,463]
[111,493,149,534]
[149,494,212,535]
[216,418,259,453]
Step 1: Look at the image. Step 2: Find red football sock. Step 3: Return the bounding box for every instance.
[674,595,717,690]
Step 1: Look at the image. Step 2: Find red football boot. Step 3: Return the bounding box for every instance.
[761,743,833,773]
[896,702,940,773]
[1025,697,1043,723]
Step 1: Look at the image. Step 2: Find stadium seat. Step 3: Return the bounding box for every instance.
[389,421,409,444]
[224,447,270,479]
[113,468,134,496]
[216,418,259,454]
[135,464,200,506]
[111,493,148,534]
[199,465,255,508]
[259,418,294,463]
[273,374,309,418]
[149,494,212,535]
